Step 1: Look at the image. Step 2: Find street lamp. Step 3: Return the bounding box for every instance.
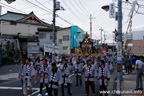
[5,0,16,4]
[101,5,109,12]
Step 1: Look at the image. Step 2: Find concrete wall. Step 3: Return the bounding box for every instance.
[39,32,53,48]
[1,20,47,36]
[57,28,71,55]
[0,38,21,61]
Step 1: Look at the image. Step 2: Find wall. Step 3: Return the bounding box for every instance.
[1,20,47,36]
[127,40,144,56]
[71,26,84,48]
[57,28,71,55]
[39,32,53,48]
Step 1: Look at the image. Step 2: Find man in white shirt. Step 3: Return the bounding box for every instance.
[135,57,144,90]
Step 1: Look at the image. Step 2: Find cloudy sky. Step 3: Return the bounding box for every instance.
[0,0,144,43]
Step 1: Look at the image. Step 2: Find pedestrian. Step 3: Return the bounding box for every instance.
[38,59,51,96]
[131,55,136,72]
[60,59,73,96]
[21,58,35,96]
[135,57,144,90]
[18,58,26,94]
[74,58,83,86]
[97,60,110,96]
[48,62,62,96]
[35,57,43,83]
[125,55,132,74]
[82,59,96,96]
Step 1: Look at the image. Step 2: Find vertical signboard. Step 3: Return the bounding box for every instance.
[109,3,115,18]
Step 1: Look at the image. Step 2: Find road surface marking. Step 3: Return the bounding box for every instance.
[28,87,46,96]
[0,86,39,90]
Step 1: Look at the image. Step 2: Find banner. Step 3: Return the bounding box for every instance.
[109,3,115,18]
[44,43,59,54]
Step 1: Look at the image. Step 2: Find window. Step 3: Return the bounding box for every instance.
[28,45,39,53]
[63,35,69,41]
[143,46,144,53]
[50,33,57,40]
[138,46,140,52]
[63,46,68,50]
[39,33,46,39]
[143,36,144,40]
[10,21,17,25]
[135,46,137,52]
[59,39,62,44]
[129,47,131,52]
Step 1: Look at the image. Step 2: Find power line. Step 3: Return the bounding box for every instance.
[35,0,73,24]
[73,0,89,18]
[78,0,90,15]
[24,0,73,25]
[62,0,88,23]
[0,2,27,14]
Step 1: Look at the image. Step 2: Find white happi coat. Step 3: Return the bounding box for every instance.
[60,64,73,83]
[72,57,77,64]
[21,64,35,85]
[39,64,51,83]
[18,63,25,76]
[73,63,83,76]
[83,64,97,81]
[97,66,111,86]
[35,61,43,73]
[48,68,62,89]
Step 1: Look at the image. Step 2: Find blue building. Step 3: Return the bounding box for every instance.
[71,26,85,53]
[71,26,85,47]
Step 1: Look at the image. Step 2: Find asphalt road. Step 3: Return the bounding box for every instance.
[0,64,116,96]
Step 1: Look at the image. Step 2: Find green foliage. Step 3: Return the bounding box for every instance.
[5,41,14,57]
[40,47,44,53]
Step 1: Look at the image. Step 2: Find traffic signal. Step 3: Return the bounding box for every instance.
[5,0,16,4]
[113,29,118,41]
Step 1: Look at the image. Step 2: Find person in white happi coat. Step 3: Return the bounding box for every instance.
[97,60,111,96]
[18,58,26,94]
[60,59,73,96]
[48,62,62,96]
[34,57,43,83]
[38,59,51,96]
[74,58,83,86]
[82,59,97,96]
[72,55,77,65]
[21,58,35,96]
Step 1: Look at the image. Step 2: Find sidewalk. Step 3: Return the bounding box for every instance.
[121,73,144,96]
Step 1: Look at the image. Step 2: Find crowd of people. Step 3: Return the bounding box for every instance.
[18,54,116,96]
[122,54,144,91]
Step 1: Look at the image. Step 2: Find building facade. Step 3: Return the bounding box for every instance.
[0,11,49,58]
[126,31,144,56]
[57,26,85,55]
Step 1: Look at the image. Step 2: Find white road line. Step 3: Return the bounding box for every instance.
[0,86,39,90]
[69,74,74,77]
[28,87,46,96]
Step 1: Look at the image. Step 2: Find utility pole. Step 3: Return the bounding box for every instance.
[90,14,95,39]
[104,31,106,44]
[52,0,56,62]
[90,14,92,39]
[99,27,103,47]
[117,0,123,81]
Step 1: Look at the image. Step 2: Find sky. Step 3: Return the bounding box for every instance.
[0,0,144,43]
